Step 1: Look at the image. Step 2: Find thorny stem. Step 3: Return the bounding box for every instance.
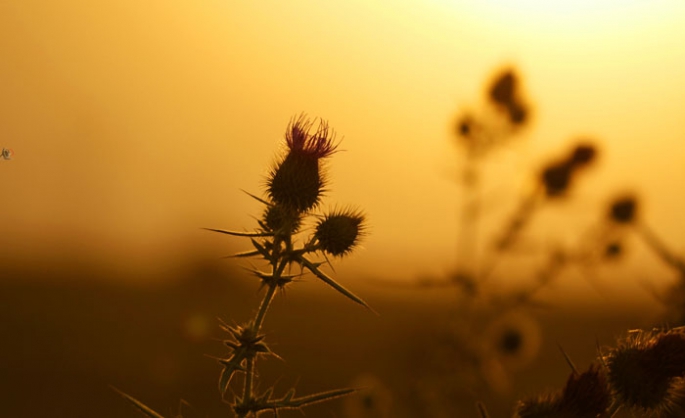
[239,236,290,416]
[239,284,277,417]
[242,357,255,413]
[253,283,278,335]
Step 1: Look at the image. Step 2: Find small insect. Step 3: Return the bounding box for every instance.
[1,148,13,160]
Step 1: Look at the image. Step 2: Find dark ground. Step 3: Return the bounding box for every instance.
[0,256,655,418]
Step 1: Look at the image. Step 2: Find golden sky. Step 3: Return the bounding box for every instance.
[2,0,685,301]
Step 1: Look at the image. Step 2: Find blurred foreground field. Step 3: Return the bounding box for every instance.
[0,257,658,418]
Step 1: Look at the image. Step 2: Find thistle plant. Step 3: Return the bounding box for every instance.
[510,326,685,418]
[600,194,685,326]
[117,114,369,417]
[394,68,636,415]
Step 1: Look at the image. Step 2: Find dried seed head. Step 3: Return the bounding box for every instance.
[314,209,366,257]
[605,329,685,412]
[268,115,338,212]
[609,195,638,224]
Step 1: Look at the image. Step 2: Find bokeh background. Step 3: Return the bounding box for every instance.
[2,1,685,417]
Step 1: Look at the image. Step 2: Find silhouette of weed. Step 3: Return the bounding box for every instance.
[116,115,370,417]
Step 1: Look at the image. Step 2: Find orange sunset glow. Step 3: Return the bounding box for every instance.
[2,1,685,417]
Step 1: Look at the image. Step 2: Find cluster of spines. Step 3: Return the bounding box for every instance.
[209,114,368,417]
[511,327,685,418]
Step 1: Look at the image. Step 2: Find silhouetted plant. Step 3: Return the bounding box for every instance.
[598,193,685,326]
[510,327,685,418]
[428,67,685,418]
[513,363,611,418]
[116,114,370,417]
[385,67,641,417]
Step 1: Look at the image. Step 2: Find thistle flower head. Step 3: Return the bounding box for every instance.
[489,69,517,107]
[268,114,339,212]
[285,114,338,159]
[609,195,638,224]
[541,162,573,197]
[604,329,685,413]
[513,394,559,418]
[568,143,597,167]
[539,142,596,198]
[513,365,610,418]
[314,208,366,257]
[557,364,611,417]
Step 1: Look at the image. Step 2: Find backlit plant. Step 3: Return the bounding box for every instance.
[117,114,369,417]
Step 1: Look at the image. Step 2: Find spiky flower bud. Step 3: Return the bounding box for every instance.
[605,329,685,413]
[267,115,338,212]
[314,209,366,257]
[513,364,610,418]
[513,395,559,418]
[262,204,301,235]
[557,364,611,417]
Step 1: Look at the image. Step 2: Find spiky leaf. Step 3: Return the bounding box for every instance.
[297,255,370,309]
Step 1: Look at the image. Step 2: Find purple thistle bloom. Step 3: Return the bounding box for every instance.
[285,114,338,160]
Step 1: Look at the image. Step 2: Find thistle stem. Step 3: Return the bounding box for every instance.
[253,283,277,334]
[240,242,284,414]
[242,357,255,410]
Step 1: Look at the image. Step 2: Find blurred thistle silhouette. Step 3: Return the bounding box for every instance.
[598,193,685,326]
[495,141,598,253]
[510,327,685,418]
[513,363,611,418]
[388,66,665,416]
[116,114,370,417]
